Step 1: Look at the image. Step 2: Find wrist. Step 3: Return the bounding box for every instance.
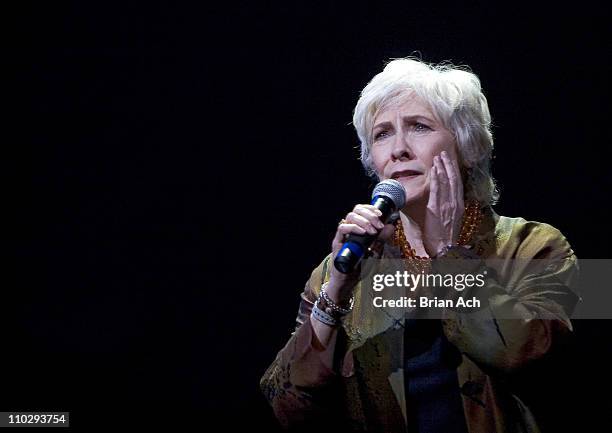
[321,282,354,312]
[310,282,355,327]
[326,278,356,304]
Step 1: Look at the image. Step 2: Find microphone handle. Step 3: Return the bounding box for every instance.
[333,196,397,274]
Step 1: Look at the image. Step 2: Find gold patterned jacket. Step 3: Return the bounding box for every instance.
[260,207,580,432]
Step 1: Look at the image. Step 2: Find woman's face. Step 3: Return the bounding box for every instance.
[371,92,459,207]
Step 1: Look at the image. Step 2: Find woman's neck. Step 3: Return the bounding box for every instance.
[399,198,430,257]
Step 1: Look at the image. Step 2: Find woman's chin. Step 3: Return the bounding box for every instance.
[397,176,426,192]
[402,189,428,208]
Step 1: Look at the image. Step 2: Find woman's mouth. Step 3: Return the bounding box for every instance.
[391,170,422,180]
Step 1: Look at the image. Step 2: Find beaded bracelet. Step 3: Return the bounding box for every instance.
[311,303,339,327]
[318,282,354,317]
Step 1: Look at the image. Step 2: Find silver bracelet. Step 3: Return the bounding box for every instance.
[320,282,354,316]
[311,303,339,327]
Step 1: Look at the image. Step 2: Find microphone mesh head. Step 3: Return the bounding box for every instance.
[372,179,406,209]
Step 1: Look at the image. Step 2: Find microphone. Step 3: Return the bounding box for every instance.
[334,179,406,274]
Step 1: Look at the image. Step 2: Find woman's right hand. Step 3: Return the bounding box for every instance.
[327,204,396,302]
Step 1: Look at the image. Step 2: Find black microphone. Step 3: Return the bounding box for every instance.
[334,179,406,274]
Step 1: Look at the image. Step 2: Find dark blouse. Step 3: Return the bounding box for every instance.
[404,319,469,433]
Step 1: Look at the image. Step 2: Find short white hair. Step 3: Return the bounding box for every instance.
[353,57,499,205]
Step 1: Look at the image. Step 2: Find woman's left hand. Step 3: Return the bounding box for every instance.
[423,150,465,256]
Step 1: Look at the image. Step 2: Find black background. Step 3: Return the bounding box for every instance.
[12,1,612,431]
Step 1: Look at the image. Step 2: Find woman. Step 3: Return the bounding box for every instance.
[260,58,579,432]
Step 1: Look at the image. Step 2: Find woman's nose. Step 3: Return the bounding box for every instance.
[391,131,413,161]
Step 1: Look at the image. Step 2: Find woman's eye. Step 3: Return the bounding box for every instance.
[414,122,431,132]
[374,130,389,141]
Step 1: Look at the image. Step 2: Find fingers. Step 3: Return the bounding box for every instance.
[333,204,386,253]
[347,205,384,234]
[431,151,464,208]
[336,221,366,238]
[439,152,455,201]
[428,151,465,245]
[332,221,361,249]
[440,151,464,208]
[453,161,465,209]
[429,161,440,209]
[433,155,450,206]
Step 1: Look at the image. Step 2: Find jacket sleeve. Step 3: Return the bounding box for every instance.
[442,221,580,376]
[259,255,350,430]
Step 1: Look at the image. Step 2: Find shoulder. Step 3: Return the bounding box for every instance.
[493,212,576,261]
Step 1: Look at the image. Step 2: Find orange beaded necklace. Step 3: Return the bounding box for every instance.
[392,199,484,273]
